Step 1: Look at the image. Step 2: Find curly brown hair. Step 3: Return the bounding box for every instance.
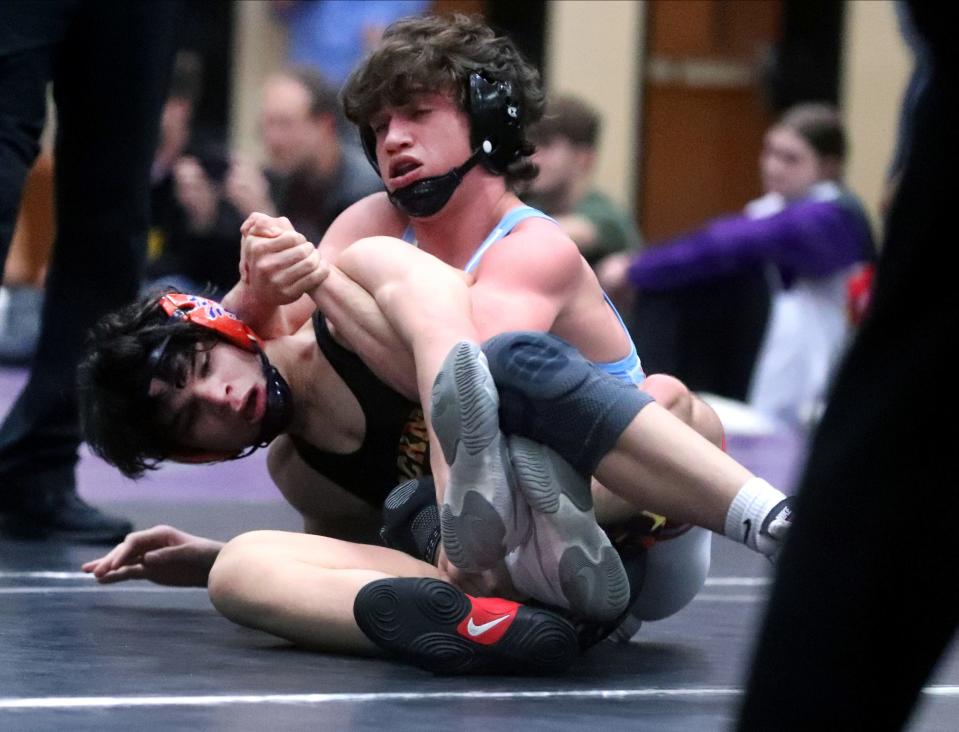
[341,13,545,187]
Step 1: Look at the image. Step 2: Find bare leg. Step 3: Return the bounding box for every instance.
[332,236,482,498]
[208,530,580,674]
[332,237,533,575]
[595,403,751,533]
[640,373,724,448]
[207,530,442,654]
[484,331,791,557]
[594,374,724,523]
[599,408,790,557]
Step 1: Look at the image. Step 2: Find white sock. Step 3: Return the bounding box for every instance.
[724,477,786,552]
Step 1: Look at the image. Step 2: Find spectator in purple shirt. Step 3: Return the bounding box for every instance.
[600,103,874,422]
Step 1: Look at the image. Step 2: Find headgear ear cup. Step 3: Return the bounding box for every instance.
[156,293,262,352]
[468,72,524,173]
[360,124,380,174]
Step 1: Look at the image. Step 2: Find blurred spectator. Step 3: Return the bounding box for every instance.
[144,50,244,298]
[746,105,876,427]
[600,104,875,415]
[273,0,430,87]
[225,66,382,245]
[525,94,643,269]
[0,0,175,542]
[0,110,54,366]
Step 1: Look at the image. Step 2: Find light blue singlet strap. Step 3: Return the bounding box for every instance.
[599,293,645,384]
[463,206,555,274]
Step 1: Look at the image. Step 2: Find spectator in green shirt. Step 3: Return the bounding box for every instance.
[524,95,642,268]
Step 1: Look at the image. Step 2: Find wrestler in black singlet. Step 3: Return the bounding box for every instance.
[289,311,431,505]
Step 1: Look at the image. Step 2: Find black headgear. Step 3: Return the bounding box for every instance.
[360,71,525,218]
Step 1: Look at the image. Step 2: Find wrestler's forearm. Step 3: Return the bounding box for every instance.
[222,281,314,339]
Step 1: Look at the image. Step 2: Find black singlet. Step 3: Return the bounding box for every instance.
[289,311,431,506]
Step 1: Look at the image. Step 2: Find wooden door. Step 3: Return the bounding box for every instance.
[639,0,782,242]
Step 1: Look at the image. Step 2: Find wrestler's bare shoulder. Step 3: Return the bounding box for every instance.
[479,216,585,286]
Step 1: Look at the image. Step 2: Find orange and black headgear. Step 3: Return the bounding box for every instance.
[146,293,293,463]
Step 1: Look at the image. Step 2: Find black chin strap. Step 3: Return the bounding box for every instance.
[253,349,294,448]
[231,348,294,459]
[387,148,483,218]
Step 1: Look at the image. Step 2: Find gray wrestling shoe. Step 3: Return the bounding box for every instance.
[431,341,531,572]
[505,436,630,623]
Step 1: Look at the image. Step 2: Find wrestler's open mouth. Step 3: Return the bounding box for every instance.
[392,161,419,176]
[242,385,263,424]
[389,158,422,186]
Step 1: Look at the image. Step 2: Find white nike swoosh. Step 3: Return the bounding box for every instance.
[466,614,511,637]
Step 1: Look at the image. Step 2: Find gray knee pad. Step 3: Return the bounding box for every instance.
[483,332,654,475]
[631,526,711,621]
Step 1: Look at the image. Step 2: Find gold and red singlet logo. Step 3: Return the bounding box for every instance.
[396,406,430,481]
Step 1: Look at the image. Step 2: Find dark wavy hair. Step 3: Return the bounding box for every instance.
[779,102,847,162]
[278,64,339,119]
[77,288,216,478]
[341,13,545,187]
[530,94,602,149]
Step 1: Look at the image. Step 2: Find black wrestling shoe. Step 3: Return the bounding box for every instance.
[0,488,132,544]
[380,477,441,564]
[354,577,579,675]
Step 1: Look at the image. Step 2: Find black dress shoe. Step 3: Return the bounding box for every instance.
[0,489,132,544]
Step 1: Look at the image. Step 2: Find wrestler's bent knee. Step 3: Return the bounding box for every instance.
[483,332,653,475]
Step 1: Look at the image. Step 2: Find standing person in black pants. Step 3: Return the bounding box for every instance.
[0,1,177,542]
[737,2,955,729]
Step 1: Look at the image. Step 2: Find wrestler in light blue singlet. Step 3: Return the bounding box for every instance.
[402,205,645,383]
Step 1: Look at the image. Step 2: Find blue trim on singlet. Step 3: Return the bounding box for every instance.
[600,293,645,384]
[404,206,645,383]
[463,206,554,273]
